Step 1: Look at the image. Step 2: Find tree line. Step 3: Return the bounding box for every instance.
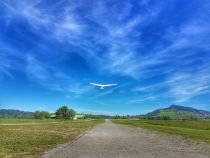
[0,106,76,119]
[0,109,34,118]
[34,106,76,119]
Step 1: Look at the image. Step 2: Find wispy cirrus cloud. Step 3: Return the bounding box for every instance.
[0,45,24,80]
[75,107,115,115]
[0,0,85,43]
[132,62,210,103]
[127,96,157,104]
[25,54,93,97]
[0,53,13,79]
[1,0,210,113]
[167,64,210,102]
[1,0,210,78]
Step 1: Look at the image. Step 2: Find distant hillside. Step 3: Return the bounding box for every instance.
[0,109,112,119]
[0,109,34,118]
[84,114,112,119]
[145,105,210,119]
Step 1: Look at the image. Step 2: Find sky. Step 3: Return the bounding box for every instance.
[0,0,210,115]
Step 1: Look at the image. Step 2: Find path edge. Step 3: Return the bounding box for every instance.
[39,127,93,158]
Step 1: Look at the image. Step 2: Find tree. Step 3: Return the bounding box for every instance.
[34,111,50,119]
[55,106,75,119]
[42,111,50,119]
[69,109,76,119]
[34,111,41,119]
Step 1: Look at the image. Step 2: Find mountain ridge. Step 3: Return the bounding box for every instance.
[0,109,34,118]
[145,105,210,119]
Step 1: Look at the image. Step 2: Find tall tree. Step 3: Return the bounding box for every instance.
[34,111,50,119]
[69,109,76,119]
[55,106,75,119]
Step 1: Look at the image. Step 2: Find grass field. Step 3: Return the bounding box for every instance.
[112,119,210,143]
[0,118,104,158]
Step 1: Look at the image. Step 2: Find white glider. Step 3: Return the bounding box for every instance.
[90,83,117,89]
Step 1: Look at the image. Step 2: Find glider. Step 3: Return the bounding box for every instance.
[90,83,117,89]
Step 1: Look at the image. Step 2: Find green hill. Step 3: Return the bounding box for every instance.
[0,109,34,118]
[145,105,210,120]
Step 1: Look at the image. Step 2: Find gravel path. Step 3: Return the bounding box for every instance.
[41,120,210,158]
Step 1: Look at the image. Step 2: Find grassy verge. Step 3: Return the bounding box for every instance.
[0,118,104,158]
[112,119,210,143]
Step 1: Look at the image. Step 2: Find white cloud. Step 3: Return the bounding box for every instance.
[1,0,210,106]
[25,54,65,92]
[0,54,13,79]
[25,54,96,97]
[0,0,163,79]
[1,0,85,42]
[2,0,210,81]
[127,96,157,104]
[26,54,50,81]
[167,66,210,102]
[65,84,94,98]
[75,107,115,115]
[0,46,23,79]
[140,0,150,6]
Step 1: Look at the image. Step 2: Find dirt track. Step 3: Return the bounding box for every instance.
[41,120,210,158]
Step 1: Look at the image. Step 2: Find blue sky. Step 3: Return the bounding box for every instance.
[0,0,210,115]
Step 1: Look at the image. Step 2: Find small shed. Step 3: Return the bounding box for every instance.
[50,114,56,119]
[73,114,85,120]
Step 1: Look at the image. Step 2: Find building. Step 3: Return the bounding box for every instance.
[50,114,56,119]
[50,113,85,120]
[73,114,85,120]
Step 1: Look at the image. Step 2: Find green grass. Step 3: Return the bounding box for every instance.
[0,118,56,124]
[155,110,197,119]
[112,119,210,143]
[0,118,104,158]
[159,110,190,117]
